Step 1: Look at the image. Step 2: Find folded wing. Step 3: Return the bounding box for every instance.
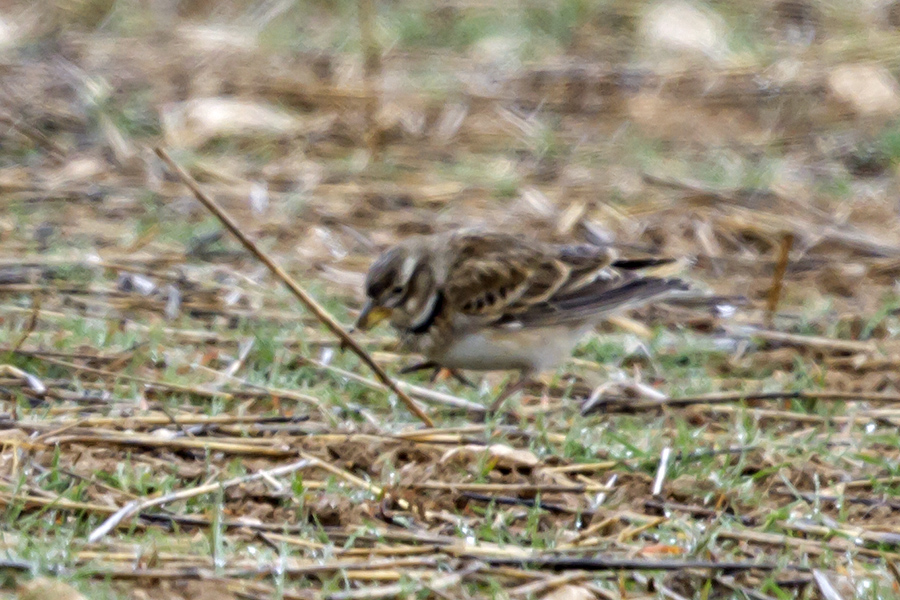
[442,233,685,328]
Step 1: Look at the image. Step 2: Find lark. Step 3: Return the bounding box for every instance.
[355,229,687,412]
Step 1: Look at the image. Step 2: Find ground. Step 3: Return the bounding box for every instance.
[2,0,900,598]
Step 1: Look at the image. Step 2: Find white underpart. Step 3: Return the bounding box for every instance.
[407,291,439,330]
[432,324,591,373]
[399,256,417,284]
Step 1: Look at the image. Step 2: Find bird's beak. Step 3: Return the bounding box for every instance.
[354,299,392,331]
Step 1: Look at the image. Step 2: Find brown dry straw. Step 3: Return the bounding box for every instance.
[766,231,794,327]
[153,147,434,427]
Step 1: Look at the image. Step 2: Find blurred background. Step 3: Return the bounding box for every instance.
[3,0,900,326]
[3,2,900,598]
[2,0,900,301]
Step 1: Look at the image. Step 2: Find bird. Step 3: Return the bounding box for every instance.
[354,229,688,413]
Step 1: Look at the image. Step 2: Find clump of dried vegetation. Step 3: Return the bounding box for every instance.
[3,0,900,598]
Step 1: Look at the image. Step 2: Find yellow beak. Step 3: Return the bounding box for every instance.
[354,300,392,331]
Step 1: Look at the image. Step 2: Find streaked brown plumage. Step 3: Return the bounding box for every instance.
[356,229,687,411]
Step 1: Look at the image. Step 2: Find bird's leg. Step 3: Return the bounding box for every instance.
[487,373,531,415]
[400,361,477,389]
[430,367,477,388]
[444,369,477,388]
[399,360,439,375]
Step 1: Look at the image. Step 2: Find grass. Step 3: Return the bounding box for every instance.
[3,0,900,598]
[3,256,898,597]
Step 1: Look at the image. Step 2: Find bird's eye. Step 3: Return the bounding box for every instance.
[391,285,404,295]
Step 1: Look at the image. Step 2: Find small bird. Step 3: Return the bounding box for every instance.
[355,229,687,413]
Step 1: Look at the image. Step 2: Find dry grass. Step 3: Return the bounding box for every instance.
[2,0,900,598]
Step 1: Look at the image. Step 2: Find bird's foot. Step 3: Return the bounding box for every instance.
[480,376,532,422]
[439,368,477,388]
[399,360,439,376]
[399,361,477,389]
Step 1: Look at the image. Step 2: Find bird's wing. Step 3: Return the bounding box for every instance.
[443,233,684,327]
[442,234,618,321]
[509,274,687,327]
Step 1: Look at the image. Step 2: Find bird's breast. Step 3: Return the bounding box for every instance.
[421,325,586,373]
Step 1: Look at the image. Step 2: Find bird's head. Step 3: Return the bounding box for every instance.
[355,238,440,332]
